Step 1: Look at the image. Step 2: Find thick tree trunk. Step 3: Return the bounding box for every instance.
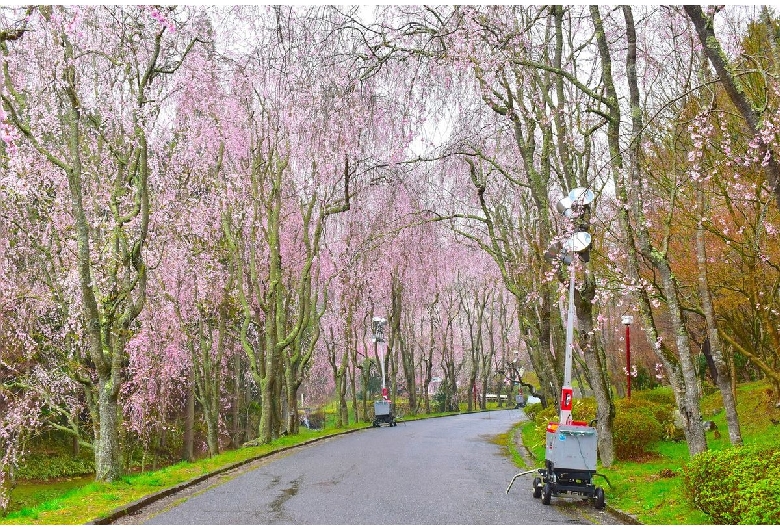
[95,378,121,482]
[285,371,300,436]
[338,360,349,427]
[350,347,359,423]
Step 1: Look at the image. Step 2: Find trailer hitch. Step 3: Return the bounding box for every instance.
[505,469,539,494]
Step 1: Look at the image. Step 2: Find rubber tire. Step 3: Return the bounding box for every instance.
[594,487,605,509]
[532,477,542,499]
[541,483,552,505]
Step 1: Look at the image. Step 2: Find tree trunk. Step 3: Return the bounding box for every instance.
[95,377,121,482]
[285,369,300,435]
[696,190,742,445]
[231,354,243,450]
[575,272,615,467]
[182,377,195,461]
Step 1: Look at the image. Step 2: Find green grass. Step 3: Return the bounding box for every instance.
[492,422,527,469]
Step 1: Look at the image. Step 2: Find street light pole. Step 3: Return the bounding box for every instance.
[622,315,633,399]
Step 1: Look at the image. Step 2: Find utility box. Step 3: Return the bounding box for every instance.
[374,400,391,416]
[545,422,597,471]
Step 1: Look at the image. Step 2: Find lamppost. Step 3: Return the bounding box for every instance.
[372,316,388,400]
[550,187,594,425]
[622,315,633,399]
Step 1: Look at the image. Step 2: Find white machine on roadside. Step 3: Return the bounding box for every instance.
[507,187,607,509]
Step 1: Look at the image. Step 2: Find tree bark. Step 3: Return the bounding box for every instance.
[182,375,195,462]
[695,194,742,445]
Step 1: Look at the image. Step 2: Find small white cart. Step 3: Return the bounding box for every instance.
[531,421,605,509]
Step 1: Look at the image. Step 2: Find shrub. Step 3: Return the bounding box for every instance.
[683,444,780,524]
[634,385,676,406]
[523,402,544,420]
[571,398,597,424]
[16,453,94,481]
[433,390,447,413]
[617,396,680,440]
[612,409,663,460]
[531,404,559,430]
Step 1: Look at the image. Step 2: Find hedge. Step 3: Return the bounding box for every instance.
[683,444,780,524]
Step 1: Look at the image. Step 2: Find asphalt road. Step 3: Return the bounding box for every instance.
[132,409,618,525]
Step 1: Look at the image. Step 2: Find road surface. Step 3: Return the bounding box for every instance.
[118,409,621,525]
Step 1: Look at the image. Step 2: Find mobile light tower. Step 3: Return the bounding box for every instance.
[371,316,396,427]
[530,186,605,509]
[553,187,594,426]
[372,316,388,398]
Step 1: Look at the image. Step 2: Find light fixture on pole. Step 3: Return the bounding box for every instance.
[552,187,594,426]
[621,315,634,399]
[372,316,388,400]
[526,186,604,509]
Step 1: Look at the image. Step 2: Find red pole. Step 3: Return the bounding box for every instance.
[626,323,631,399]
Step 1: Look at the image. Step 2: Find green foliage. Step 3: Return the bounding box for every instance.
[633,365,660,391]
[522,402,543,420]
[433,389,447,413]
[634,385,676,406]
[612,409,663,460]
[620,392,682,441]
[16,454,94,481]
[530,403,559,430]
[683,444,780,524]
[571,397,596,423]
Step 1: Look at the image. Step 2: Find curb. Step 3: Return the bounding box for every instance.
[606,506,642,525]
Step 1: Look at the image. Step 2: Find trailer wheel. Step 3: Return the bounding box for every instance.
[532,477,542,498]
[541,483,552,505]
[594,487,605,509]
